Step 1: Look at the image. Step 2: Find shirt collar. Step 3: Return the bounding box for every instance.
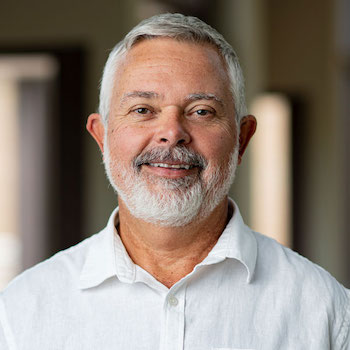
[79,198,257,289]
[79,207,120,289]
[201,199,257,283]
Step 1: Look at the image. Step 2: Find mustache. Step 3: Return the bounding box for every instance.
[133,146,207,169]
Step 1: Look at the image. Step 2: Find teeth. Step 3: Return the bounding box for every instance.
[149,163,192,170]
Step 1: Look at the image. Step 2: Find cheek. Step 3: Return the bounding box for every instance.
[193,127,237,164]
[107,125,150,162]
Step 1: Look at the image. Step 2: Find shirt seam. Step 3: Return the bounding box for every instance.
[0,294,16,350]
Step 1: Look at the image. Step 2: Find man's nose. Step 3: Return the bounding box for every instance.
[155,108,191,146]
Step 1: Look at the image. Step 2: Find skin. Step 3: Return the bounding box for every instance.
[87,38,256,288]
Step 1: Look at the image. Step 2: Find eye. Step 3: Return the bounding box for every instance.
[189,106,216,118]
[129,106,155,119]
[133,107,151,115]
[195,109,211,116]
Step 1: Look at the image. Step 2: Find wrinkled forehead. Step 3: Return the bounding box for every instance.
[125,35,228,68]
[112,37,232,96]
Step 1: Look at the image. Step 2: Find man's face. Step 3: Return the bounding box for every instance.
[94,38,241,226]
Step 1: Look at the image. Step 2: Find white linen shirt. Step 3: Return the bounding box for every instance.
[1,200,349,350]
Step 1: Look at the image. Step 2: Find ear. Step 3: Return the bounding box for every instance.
[86,113,105,154]
[238,115,257,164]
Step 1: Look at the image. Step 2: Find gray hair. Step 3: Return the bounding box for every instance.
[99,13,247,125]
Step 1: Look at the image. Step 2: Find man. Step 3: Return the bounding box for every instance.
[1,13,349,349]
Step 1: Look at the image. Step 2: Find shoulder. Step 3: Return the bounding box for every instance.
[0,232,102,347]
[253,231,350,347]
[0,230,108,348]
[1,231,101,306]
[253,231,347,292]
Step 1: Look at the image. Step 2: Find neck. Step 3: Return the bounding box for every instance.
[117,197,229,288]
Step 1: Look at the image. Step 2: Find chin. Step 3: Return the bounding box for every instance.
[103,142,238,227]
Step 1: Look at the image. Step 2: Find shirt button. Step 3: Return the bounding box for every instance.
[168,295,178,306]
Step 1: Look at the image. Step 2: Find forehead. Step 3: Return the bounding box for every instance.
[123,37,226,68]
[112,38,231,98]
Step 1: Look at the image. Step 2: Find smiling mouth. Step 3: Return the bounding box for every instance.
[145,163,196,170]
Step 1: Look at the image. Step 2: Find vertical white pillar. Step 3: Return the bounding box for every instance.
[0,79,21,289]
[249,93,292,247]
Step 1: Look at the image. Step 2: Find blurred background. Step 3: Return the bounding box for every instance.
[0,0,349,289]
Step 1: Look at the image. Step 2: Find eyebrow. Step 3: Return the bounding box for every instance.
[120,91,160,107]
[185,93,224,107]
[119,91,224,108]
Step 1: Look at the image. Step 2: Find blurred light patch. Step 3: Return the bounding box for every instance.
[0,232,21,290]
[249,93,292,247]
[0,55,58,80]
[0,54,57,289]
[0,78,20,290]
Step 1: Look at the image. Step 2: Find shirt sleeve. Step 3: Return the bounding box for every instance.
[0,295,16,350]
[336,288,350,349]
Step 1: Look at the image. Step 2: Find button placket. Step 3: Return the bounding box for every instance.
[159,286,186,350]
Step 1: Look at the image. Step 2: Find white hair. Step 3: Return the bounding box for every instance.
[98,13,247,126]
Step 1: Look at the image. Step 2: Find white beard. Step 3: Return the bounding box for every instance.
[103,137,238,227]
